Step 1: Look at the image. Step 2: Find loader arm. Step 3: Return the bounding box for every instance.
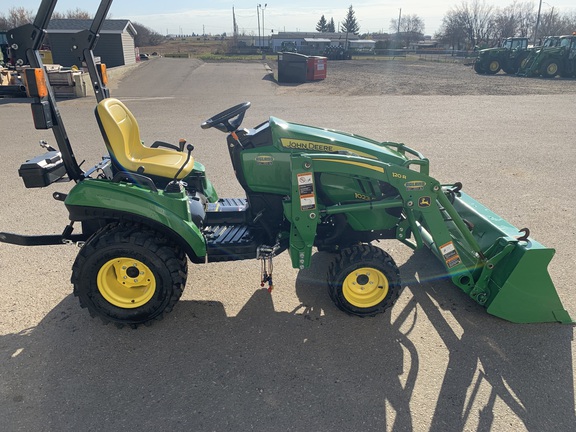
[284,152,572,324]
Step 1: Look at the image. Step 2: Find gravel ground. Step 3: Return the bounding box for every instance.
[270,58,576,96]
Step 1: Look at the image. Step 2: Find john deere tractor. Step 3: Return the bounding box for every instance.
[1,0,572,328]
[518,34,576,78]
[474,37,530,75]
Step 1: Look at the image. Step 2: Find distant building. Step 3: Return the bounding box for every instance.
[270,32,361,54]
[47,19,137,68]
[349,40,376,52]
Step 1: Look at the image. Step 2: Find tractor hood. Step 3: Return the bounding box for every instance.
[268,116,409,165]
[478,47,508,57]
[540,46,566,56]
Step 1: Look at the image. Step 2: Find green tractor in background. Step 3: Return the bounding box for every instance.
[280,41,298,53]
[474,37,530,75]
[518,34,576,78]
[1,0,573,328]
[517,36,559,76]
[0,31,10,67]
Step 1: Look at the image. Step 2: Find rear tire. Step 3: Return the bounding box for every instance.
[327,244,401,317]
[72,222,187,328]
[473,61,485,74]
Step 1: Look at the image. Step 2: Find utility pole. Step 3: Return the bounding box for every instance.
[534,0,542,46]
[257,4,261,50]
[261,4,267,51]
[232,7,238,46]
[397,8,402,48]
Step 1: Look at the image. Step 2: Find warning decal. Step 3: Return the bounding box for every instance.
[300,195,316,210]
[297,172,316,210]
[439,241,461,268]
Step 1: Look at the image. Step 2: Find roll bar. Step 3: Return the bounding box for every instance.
[6,0,114,182]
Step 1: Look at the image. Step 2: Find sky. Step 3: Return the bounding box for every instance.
[4,1,576,37]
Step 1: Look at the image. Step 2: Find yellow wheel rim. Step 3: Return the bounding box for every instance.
[97,257,156,308]
[546,63,558,75]
[489,61,499,72]
[342,267,389,308]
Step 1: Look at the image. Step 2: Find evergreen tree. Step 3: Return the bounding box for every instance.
[341,5,360,35]
[316,15,328,32]
[327,18,335,33]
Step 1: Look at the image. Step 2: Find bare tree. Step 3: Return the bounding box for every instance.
[493,4,519,39]
[132,22,164,47]
[0,14,9,31]
[0,7,34,30]
[536,7,574,39]
[435,10,468,50]
[52,8,92,20]
[492,2,536,40]
[515,2,536,37]
[452,0,496,47]
[390,14,425,48]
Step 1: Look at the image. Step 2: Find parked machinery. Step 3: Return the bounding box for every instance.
[2,0,573,328]
[474,37,530,75]
[518,34,576,78]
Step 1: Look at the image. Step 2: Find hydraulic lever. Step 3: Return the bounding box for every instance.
[164,143,194,193]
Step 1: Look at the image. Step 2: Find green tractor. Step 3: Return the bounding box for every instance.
[474,37,530,75]
[517,36,560,76]
[518,34,576,78]
[1,0,573,327]
[280,41,298,53]
[0,32,7,66]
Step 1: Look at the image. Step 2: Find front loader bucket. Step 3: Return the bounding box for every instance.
[485,245,572,323]
[441,191,573,324]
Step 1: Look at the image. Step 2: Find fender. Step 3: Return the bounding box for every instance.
[65,179,206,261]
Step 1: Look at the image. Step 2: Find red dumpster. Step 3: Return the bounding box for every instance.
[306,56,327,80]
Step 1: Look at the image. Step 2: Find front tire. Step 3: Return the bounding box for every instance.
[327,244,401,317]
[486,59,501,74]
[72,222,187,328]
[541,59,560,78]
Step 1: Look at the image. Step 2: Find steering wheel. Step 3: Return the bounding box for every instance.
[201,102,251,133]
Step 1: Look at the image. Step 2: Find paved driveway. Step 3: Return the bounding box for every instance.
[0,58,574,431]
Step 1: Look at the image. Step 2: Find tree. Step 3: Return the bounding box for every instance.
[492,2,535,40]
[52,8,92,20]
[514,2,536,38]
[132,22,164,47]
[454,0,496,47]
[435,10,468,50]
[327,18,335,33]
[341,5,360,35]
[316,15,328,32]
[0,15,9,31]
[0,7,33,30]
[390,14,425,48]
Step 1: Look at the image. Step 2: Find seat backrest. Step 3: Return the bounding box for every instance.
[95,98,195,179]
[95,98,142,171]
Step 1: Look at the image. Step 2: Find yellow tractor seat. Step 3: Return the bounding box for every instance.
[95,98,194,180]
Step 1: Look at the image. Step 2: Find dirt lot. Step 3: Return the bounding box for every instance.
[269,58,576,96]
